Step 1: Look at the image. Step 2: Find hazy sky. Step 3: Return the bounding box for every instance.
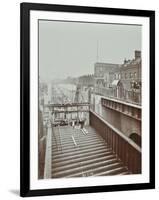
[39,20,141,81]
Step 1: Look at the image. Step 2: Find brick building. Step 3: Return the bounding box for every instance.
[94,50,142,104]
[94,62,119,88]
[111,50,141,103]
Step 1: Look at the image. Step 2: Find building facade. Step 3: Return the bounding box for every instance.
[94,62,119,88]
[94,50,142,104]
[78,74,95,87]
[111,50,141,103]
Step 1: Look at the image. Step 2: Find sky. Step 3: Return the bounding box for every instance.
[39,20,141,82]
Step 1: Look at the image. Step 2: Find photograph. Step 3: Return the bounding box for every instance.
[38,20,142,179]
[20,2,155,196]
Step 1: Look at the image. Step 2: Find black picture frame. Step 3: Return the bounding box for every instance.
[20,2,155,197]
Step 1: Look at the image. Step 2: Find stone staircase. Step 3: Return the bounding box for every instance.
[51,126,130,178]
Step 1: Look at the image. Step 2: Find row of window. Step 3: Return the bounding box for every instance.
[115,72,137,80]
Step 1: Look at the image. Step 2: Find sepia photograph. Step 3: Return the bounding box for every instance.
[20,3,155,196]
[38,20,142,179]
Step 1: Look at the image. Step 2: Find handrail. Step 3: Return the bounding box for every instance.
[101,96,141,109]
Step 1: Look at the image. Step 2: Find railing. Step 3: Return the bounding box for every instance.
[90,110,141,174]
[38,124,47,179]
[94,87,141,105]
[38,136,46,179]
[101,97,141,121]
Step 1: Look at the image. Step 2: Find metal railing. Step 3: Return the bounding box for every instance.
[89,110,141,174]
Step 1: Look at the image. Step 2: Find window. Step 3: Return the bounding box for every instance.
[125,73,127,79]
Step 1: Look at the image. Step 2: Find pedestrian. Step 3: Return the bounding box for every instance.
[72,120,75,129]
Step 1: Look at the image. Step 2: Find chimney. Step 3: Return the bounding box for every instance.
[135,50,141,59]
[124,58,127,64]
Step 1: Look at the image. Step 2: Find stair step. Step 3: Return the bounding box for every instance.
[94,166,127,176]
[52,136,103,145]
[52,140,107,152]
[52,146,107,157]
[52,143,107,156]
[52,151,116,167]
[52,155,117,173]
[52,129,93,134]
[52,145,110,159]
[50,126,130,178]
[53,133,99,140]
[117,171,130,175]
[52,148,113,164]
[73,137,102,144]
[65,162,122,178]
[52,158,118,177]
[52,138,103,148]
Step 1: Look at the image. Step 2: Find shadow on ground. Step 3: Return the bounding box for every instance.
[9,190,19,196]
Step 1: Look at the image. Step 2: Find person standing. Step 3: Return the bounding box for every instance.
[72,120,75,129]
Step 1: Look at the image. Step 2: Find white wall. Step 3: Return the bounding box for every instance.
[0,0,158,199]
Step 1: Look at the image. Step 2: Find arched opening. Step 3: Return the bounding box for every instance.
[111,80,124,99]
[129,133,141,147]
